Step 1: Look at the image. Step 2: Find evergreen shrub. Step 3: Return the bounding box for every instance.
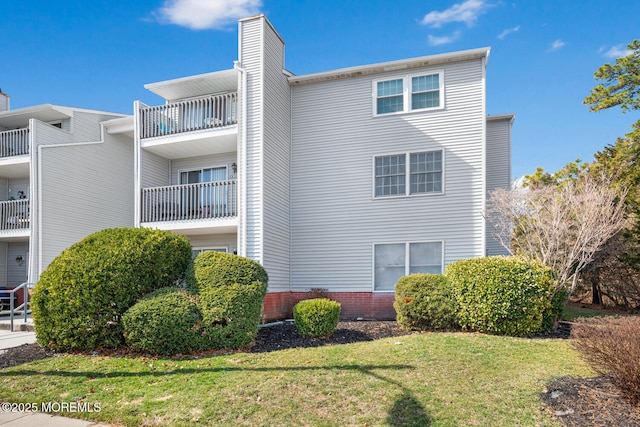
[293,298,341,338]
[31,228,192,351]
[446,256,557,336]
[394,274,458,331]
[122,287,203,355]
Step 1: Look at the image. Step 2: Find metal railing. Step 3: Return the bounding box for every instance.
[3,282,35,332]
[139,93,238,139]
[141,180,237,223]
[0,199,29,231]
[0,128,29,157]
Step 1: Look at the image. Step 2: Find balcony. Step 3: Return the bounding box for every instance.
[141,180,237,224]
[139,93,237,140]
[0,199,29,231]
[0,129,29,158]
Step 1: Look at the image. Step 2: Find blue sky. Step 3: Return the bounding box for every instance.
[1,0,638,178]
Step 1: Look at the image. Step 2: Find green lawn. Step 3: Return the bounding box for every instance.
[1,333,593,426]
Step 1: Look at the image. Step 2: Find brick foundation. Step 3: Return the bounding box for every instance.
[262,291,396,322]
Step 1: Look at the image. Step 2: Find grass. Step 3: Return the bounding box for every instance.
[562,303,629,320]
[0,333,593,426]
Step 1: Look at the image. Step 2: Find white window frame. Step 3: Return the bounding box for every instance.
[372,241,445,292]
[372,70,444,117]
[178,164,229,185]
[373,149,445,199]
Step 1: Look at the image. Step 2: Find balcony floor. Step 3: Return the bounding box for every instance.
[141,126,237,159]
[141,216,238,236]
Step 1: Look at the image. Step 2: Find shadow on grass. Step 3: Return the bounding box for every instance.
[6,362,433,423]
[387,392,432,426]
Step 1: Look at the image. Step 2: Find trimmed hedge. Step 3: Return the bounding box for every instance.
[188,251,268,292]
[193,251,268,349]
[293,298,341,338]
[31,228,192,351]
[394,274,458,331]
[446,256,557,336]
[122,287,203,355]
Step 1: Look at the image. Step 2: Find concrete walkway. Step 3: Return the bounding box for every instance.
[0,322,111,426]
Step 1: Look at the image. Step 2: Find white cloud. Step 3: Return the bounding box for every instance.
[550,39,566,51]
[421,0,493,28]
[428,32,461,46]
[497,25,520,40]
[154,0,262,30]
[603,44,632,58]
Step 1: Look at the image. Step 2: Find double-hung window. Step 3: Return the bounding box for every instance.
[374,71,443,116]
[375,150,443,197]
[374,242,443,291]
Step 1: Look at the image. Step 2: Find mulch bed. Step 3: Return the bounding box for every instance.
[1,320,638,425]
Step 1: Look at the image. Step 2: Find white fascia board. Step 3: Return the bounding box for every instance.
[486,113,516,123]
[289,47,491,86]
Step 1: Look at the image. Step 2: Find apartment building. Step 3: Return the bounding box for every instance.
[0,91,134,303]
[133,15,513,320]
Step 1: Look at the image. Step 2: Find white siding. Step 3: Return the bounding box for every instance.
[141,150,170,188]
[261,21,291,292]
[38,132,134,276]
[0,242,7,285]
[170,152,237,185]
[239,17,264,263]
[6,242,28,287]
[290,58,486,292]
[7,178,29,200]
[485,117,512,256]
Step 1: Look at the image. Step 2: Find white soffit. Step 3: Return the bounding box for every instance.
[0,105,72,128]
[145,69,239,101]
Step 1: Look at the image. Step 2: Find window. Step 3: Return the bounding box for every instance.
[374,71,443,116]
[376,79,404,114]
[411,74,440,110]
[191,247,227,258]
[410,151,442,194]
[374,242,443,291]
[375,155,405,196]
[375,150,443,197]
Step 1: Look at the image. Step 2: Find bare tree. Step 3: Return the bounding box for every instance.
[487,173,627,295]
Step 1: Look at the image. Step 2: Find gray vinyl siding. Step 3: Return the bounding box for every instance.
[485,118,512,256]
[240,17,264,263]
[170,152,237,185]
[7,178,29,200]
[38,132,134,276]
[290,58,486,292]
[141,150,170,188]
[261,22,291,292]
[6,242,28,286]
[0,243,7,285]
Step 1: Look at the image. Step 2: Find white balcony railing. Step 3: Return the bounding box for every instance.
[139,93,237,139]
[0,128,29,157]
[141,181,237,223]
[0,199,29,231]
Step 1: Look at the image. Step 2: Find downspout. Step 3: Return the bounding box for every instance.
[27,119,36,283]
[234,61,248,257]
[133,101,141,228]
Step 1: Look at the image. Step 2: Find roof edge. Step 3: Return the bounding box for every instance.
[289,47,490,86]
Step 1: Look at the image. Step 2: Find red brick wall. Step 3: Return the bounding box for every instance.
[262,291,396,322]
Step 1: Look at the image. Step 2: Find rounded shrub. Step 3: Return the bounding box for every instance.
[188,250,268,293]
[192,251,268,349]
[31,228,192,351]
[293,298,341,338]
[122,287,203,355]
[394,274,458,331]
[445,256,556,336]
